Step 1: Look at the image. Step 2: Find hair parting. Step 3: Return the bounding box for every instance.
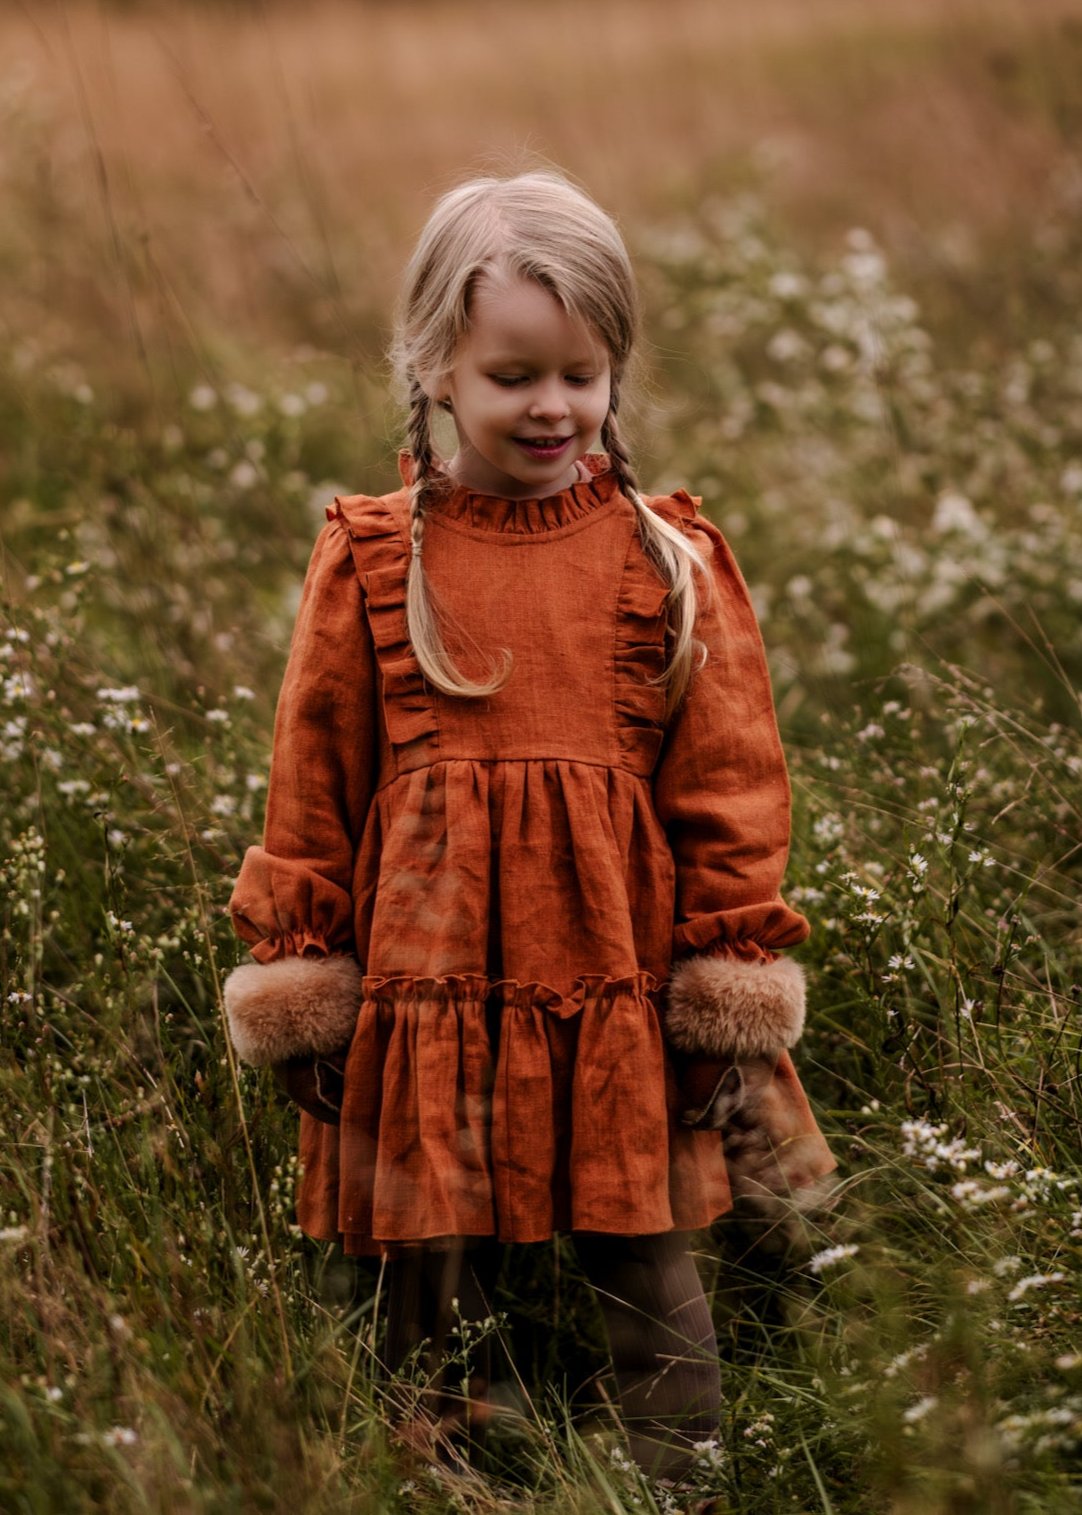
[392,169,711,716]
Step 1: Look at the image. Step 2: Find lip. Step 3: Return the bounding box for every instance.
[513,436,574,459]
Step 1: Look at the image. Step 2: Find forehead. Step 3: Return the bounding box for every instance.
[464,272,607,363]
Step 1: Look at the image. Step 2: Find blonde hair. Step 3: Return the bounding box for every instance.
[389,169,710,719]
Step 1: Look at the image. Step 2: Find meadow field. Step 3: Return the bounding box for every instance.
[1,1,1081,1510]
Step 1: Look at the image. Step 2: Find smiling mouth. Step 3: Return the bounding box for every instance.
[513,436,573,454]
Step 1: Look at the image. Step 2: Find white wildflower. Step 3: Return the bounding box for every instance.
[951,1180,1011,1208]
[899,1118,980,1174]
[883,1342,931,1379]
[229,459,259,490]
[1007,1272,1066,1303]
[932,492,983,537]
[769,271,807,300]
[808,1243,859,1275]
[691,1437,728,1473]
[767,328,807,364]
[984,1160,1021,1180]
[102,1425,138,1448]
[820,342,852,373]
[3,672,35,702]
[225,382,261,416]
[902,1395,938,1424]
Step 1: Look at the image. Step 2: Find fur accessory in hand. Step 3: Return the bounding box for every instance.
[223,954,363,1066]
[678,1053,840,1237]
[271,1049,347,1124]
[665,953,806,1062]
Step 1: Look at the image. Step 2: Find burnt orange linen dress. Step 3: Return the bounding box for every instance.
[229,451,834,1254]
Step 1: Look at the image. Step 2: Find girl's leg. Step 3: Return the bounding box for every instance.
[381,1237,503,1463]
[573,1230,721,1484]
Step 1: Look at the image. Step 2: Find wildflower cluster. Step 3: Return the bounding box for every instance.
[644,191,1082,705]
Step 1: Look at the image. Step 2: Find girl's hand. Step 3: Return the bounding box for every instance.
[676,1052,782,1129]
[677,1055,747,1130]
[270,1048,348,1124]
[679,1052,839,1230]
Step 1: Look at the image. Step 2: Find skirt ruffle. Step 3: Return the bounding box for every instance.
[294,970,736,1254]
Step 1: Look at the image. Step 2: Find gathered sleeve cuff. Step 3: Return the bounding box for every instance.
[229,847,355,964]
[224,515,376,1065]
[652,507,811,1062]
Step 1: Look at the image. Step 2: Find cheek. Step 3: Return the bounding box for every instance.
[589,380,612,419]
[585,390,611,428]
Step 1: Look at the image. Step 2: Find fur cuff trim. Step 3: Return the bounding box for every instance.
[224,954,363,1067]
[665,954,806,1061]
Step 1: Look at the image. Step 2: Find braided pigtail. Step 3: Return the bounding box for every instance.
[405,381,512,698]
[602,404,711,720]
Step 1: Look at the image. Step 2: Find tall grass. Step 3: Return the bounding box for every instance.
[2,3,1081,1511]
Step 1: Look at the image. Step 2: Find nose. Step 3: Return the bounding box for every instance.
[528,379,570,422]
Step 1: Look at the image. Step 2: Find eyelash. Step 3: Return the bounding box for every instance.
[490,375,593,388]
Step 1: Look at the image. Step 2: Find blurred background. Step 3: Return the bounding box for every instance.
[2,5,1082,1512]
[5,0,1081,425]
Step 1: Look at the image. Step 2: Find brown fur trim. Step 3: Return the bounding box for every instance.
[719,1051,840,1253]
[223,954,363,1066]
[665,954,806,1061]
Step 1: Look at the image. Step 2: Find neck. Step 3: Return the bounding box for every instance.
[440,454,592,497]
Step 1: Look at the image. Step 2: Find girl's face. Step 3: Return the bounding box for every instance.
[438,271,612,500]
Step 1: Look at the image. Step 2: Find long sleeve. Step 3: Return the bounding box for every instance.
[223,517,376,1065]
[652,508,811,1062]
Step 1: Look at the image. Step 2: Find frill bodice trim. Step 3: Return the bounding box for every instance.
[396,448,623,535]
[326,469,704,781]
[327,489,440,768]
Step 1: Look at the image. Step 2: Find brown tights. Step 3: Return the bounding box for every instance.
[381,1231,721,1482]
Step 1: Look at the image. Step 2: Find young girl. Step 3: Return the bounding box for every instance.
[223,169,837,1493]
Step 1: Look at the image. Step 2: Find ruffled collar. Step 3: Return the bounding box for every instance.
[395,448,621,535]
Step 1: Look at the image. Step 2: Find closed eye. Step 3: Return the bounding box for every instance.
[488,374,597,387]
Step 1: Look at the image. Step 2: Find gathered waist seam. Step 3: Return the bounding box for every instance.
[372,754,654,796]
